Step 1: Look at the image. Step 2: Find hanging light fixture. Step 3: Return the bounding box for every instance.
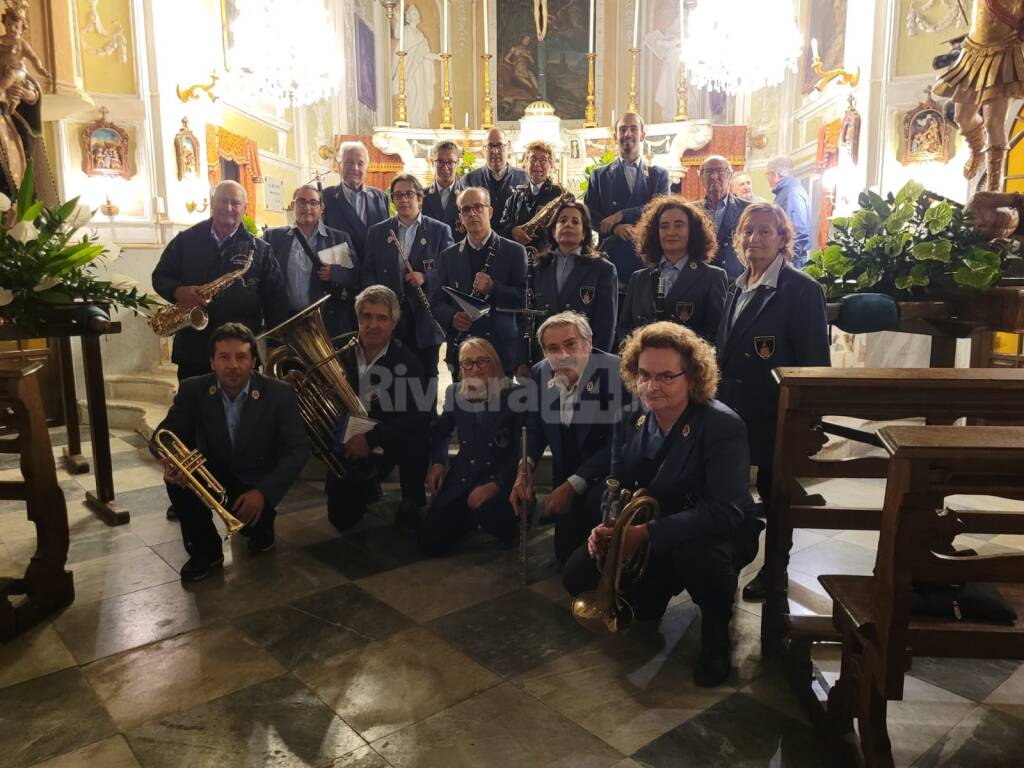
[683,0,803,94]
[226,0,340,108]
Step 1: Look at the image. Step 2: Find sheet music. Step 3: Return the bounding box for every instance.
[319,243,354,269]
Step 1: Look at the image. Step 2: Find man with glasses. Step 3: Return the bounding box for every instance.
[584,112,670,294]
[509,311,629,565]
[363,173,454,387]
[434,187,527,375]
[696,155,749,279]
[497,140,563,251]
[423,140,462,235]
[264,184,359,336]
[322,141,390,262]
[461,128,529,230]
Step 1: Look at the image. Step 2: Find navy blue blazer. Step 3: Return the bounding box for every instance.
[433,233,527,372]
[533,250,619,352]
[322,184,390,260]
[617,260,728,346]
[429,382,525,508]
[263,224,358,337]
[523,350,630,486]
[612,399,755,553]
[583,161,670,286]
[461,166,529,229]
[700,194,750,280]
[361,215,455,348]
[422,182,461,236]
[715,262,831,466]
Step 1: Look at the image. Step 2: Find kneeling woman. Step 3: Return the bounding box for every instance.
[563,322,761,687]
[420,337,524,555]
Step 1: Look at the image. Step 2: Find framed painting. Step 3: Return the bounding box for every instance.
[356,16,377,111]
[174,117,201,181]
[801,0,848,95]
[81,109,133,180]
[898,91,954,166]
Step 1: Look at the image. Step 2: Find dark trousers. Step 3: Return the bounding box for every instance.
[553,484,603,567]
[411,344,441,394]
[325,440,428,530]
[176,361,212,382]
[418,490,516,556]
[166,482,276,559]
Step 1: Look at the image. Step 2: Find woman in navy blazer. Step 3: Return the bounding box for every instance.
[617,196,728,347]
[714,203,830,601]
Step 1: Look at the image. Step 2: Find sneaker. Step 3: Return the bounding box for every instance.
[248,529,275,554]
[180,554,224,582]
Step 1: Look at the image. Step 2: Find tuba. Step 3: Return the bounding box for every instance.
[153,429,245,537]
[148,253,253,336]
[519,190,575,243]
[260,295,374,478]
[571,478,659,634]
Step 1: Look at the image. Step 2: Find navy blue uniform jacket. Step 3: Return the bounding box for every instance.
[422,182,461,236]
[583,161,670,285]
[361,215,455,348]
[715,262,831,466]
[461,166,529,229]
[533,250,619,352]
[612,399,755,553]
[154,372,310,509]
[322,184,390,261]
[617,260,728,346]
[699,194,749,280]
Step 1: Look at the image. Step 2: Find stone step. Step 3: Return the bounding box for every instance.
[105,371,178,407]
[77,397,166,440]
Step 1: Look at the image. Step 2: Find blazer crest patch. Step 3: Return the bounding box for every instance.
[494,428,510,449]
[754,336,776,360]
[423,259,435,271]
[580,286,595,306]
[675,302,695,323]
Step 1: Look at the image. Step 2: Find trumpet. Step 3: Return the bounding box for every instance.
[153,428,244,537]
[148,253,253,336]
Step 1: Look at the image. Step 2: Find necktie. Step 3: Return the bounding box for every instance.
[357,190,367,224]
[625,162,638,194]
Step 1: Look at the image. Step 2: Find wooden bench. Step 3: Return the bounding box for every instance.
[820,425,1024,768]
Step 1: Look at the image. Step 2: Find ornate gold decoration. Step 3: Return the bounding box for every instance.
[810,38,860,93]
[173,118,201,181]
[584,52,598,127]
[176,72,219,103]
[99,196,118,218]
[898,88,954,166]
[675,62,689,121]
[81,107,134,180]
[439,52,454,129]
[628,46,640,113]
[394,50,409,127]
[185,198,208,214]
[481,53,495,129]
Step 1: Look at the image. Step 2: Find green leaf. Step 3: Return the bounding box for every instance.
[803,264,825,279]
[856,267,883,289]
[923,201,954,234]
[884,202,915,233]
[912,240,952,263]
[820,244,855,277]
[15,159,34,220]
[864,190,891,219]
[954,262,1001,290]
[895,180,925,207]
[830,216,850,232]
[850,210,881,239]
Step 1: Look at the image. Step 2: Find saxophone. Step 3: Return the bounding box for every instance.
[148,253,253,337]
[519,190,575,242]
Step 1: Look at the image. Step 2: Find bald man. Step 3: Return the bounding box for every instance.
[460,128,529,229]
[152,181,288,380]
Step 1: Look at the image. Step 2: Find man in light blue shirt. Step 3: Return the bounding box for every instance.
[767,155,811,267]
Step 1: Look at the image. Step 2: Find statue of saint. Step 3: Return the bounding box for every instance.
[393,5,438,128]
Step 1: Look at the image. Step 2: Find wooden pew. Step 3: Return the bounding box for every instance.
[820,425,1024,768]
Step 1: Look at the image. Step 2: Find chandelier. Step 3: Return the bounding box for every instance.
[683,0,803,94]
[226,0,340,107]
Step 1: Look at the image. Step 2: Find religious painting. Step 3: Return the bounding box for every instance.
[356,16,377,111]
[497,0,589,121]
[801,0,848,95]
[173,117,201,181]
[81,109,133,180]
[898,90,954,165]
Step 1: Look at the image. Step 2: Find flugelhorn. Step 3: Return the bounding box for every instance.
[148,252,253,336]
[153,428,244,537]
[571,478,659,634]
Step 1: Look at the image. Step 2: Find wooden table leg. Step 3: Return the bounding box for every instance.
[80,332,129,525]
[55,335,89,474]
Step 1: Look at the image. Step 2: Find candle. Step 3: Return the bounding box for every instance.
[483,0,489,55]
[399,0,405,51]
[679,0,685,40]
[443,0,449,53]
[589,0,595,54]
[611,109,616,128]
[811,38,819,61]
[632,0,640,48]
[465,112,469,129]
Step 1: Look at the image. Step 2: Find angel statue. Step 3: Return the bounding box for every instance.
[934,0,1024,191]
[0,0,50,109]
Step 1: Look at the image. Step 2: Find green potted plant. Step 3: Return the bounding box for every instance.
[804,180,1011,300]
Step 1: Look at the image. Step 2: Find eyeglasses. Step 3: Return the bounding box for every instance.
[486,142,508,150]
[636,370,687,386]
[435,159,457,167]
[293,198,322,208]
[459,203,488,215]
[543,339,582,356]
[460,357,491,370]
[701,168,731,177]
[392,191,418,201]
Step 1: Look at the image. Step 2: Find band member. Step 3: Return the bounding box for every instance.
[322,141,390,261]
[563,322,760,688]
[325,285,431,531]
[420,337,523,555]
[155,323,310,581]
[264,184,359,337]
[584,112,670,292]
[510,312,629,565]
[434,187,528,375]
[497,140,563,250]
[362,173,454,386]
[618,196,727,345]
[696,155,749,280]
[152,180,288,381]
[461,127,529,230]
[423,140,462,235]
[714,203,830,601]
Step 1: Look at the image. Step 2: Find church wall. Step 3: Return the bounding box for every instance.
[894,0,968,78]
[76,0,137,95]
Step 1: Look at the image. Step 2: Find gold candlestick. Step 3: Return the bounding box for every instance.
[584,52,598,127]
[394,50,409,127]
[628,46,639,113]
[480,53,495,129]
[439,53,454,129]
[674,62,689,121]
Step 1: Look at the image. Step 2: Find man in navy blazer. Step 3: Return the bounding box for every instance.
[433,187,527,375]
[322,141,390,261]
[583,112,669,292]
[263,184,359,337]
[510,312,630,565]
[696,155,749,280]
[460,127,529,230]
[362,172,454,386]
[422,140,462,236]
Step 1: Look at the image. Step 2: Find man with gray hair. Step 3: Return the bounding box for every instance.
[510,311,630,565]
[696,155,749,280]
[766,155,811,266]
[152,180,288,381]
[322,141,390,261]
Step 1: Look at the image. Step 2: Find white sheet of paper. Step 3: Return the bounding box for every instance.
[319,243,353,269]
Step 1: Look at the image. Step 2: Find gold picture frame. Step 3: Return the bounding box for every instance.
[898,89,954,166]
[173,117,201,181]
[81,107,133,180]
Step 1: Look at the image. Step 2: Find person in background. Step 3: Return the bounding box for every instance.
[423,140,462,236]
[460,127,529,230]
[695,155,749,281]
[497,139,564,251]
[766,155,811,267]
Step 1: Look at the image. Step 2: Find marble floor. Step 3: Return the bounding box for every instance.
[1,428,1023,767]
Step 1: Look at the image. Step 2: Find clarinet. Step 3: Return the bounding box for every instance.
[653,268,667,321]
[453,236,498,350]
[523,246,538,366]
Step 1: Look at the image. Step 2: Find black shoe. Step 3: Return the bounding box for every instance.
[180,554,224,582]
[396,500,423,530]
[741,566,768,602]
[693,651,732,688]
[166,505,178,521]
[248,529,275,554]
[693,610,733,688]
